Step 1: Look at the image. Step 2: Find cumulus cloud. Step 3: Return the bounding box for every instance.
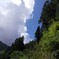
[0,0,35,46]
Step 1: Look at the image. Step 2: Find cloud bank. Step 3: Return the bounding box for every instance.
[0,0,35,45]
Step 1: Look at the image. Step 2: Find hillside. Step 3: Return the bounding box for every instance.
[9,21,59,59]
[0,41,9,51]
[25,21,59,59]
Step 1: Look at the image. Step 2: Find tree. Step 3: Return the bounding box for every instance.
[35,26,42,43]
[39,0,57,30]
[10,36,24,51]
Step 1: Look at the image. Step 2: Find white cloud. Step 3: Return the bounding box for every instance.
[23,0,35,9]
[10,0,22,6]
[0,0,35,46]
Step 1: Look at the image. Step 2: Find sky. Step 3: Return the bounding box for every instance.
[0,0,46,46]
[26,0,46,40]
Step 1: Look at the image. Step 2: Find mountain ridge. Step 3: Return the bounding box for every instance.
[0,41,9,51]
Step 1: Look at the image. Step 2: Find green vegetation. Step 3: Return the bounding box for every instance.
[0,0,59,59]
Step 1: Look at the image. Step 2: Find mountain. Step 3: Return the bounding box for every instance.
[0,41,9,51]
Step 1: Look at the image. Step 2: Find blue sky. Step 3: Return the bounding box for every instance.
[27,0,46,39]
